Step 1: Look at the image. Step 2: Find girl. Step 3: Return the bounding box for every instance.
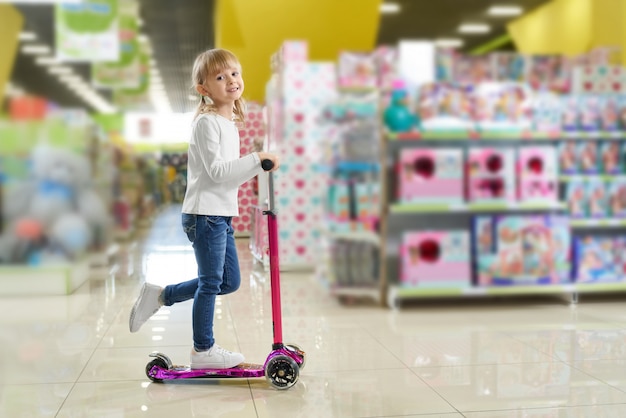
[129,49,280,370]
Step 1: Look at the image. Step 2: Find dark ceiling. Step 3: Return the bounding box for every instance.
[7,0,550,114]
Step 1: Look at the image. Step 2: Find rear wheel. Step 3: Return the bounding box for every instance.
[146,358,168,383]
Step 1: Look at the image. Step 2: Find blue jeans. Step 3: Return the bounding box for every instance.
[161,214,241,350]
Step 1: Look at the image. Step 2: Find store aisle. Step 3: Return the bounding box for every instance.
[4,205,626,417]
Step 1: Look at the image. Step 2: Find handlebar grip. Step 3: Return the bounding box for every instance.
[261,159,274,171]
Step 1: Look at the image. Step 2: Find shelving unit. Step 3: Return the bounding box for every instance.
[378,130,626,308]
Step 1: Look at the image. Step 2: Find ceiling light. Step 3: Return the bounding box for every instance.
[21,44,51,55]
[35,56,59,66]
[18,31,37,41]
[435,38,465,48]
[380,2,400,14]
[47,66,73,75]
[458,23,491,34]
[488,5,523,16]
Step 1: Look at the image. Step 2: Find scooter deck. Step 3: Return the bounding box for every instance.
[149,362,266,380]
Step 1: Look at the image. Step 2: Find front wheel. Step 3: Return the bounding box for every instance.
[265,355,299,390]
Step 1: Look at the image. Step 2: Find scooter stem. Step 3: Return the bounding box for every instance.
[263,163,283,349]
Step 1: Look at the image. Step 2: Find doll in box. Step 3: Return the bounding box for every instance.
[612,237,626,280]
[609,179,626,217]
[398,148,464,204]
[467,147,515,202]
[531,92,563,133]
[401,230,470,287]
[561,96,580,132]
[587,178,609,218]
[338,52,377,88]
[577,141,600,174]
[601,97,620,131]
[579,96,602,132]
[576,236,615,282]
[517,146,559,203]
[558,141,579,174]
[492,53,527,82]
[566,179,587,218]
[600,141,623,174]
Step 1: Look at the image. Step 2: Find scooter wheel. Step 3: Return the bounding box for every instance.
[286,344,306,370]
[146,358,168,383]
[265,355,299,390]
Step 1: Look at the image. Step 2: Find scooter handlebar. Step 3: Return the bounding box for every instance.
[261,159,274,171]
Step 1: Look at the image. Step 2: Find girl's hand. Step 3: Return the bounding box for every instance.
[257,152,281,172]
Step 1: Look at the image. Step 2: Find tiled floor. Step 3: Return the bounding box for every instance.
[4,204,626,417]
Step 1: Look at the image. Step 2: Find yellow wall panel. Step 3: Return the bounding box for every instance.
[215,0,382,102]
[0,5,24,100]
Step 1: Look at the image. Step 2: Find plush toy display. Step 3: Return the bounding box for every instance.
[384,80,418,132]
[0,145,111,264]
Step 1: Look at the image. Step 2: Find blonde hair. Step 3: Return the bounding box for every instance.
[191,48,246,121]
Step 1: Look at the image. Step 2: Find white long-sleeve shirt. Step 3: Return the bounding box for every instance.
[182,113,262,216]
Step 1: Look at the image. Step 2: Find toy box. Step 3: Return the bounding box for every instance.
[574,236,618,283]
[609,178,626,217]
[578,96,602,133]
[338,51,377,89]
[474,215,571,286]
[517,146,558,203]
[397,148,464,204]
[558,141,579,174]
[561,96,580,133]
[327,181,351,220]
[530,92,563,134]
[577,141,600,174]
[587,178,609,218]
[374,46,397,90]
[600,96,621,132]
[467,147,516,203]
[566,178,588,218]
[453,54,491,85]
[526,55,571,94]
[417,83,474,132]
[491,53,527,82]
[401,230,470,287]
[600,141,623,174]
[472,82,532,132]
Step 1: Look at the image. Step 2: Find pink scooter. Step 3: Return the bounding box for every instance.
[145,160,305,390]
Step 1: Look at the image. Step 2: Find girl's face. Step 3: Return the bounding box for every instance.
[203,64,244,106]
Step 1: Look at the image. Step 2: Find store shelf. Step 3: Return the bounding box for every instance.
[322,228,380,245]
[317,161,380,173]
[0,258,90,296]
[570,219,626,228]
[390,201,565,214]
[386,130,626,142]
[559,175,626,182]
[388,282,626,306]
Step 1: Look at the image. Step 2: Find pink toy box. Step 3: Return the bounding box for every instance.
[474,215,571,286]
[467,147,516,203]
[401,230,471,287]
[397,148,464,204]
[517,146,558,204]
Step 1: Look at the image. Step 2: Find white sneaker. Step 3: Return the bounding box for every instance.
[190,345,245,369]
[129,282,163,333]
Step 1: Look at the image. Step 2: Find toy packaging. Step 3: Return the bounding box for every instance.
[600,96,621,132]
[374,45,397,90]
[574,236,619,283]
[401,230,471,288]
[397,148,464,204]
[566,178,588,218]
[337,51,377,89]
[517,146,559,203]
[558,141,579,174]
[600,141,623,174]
[417,83,474,132]
[572,65,626,95]
[526,55,571,94]
[609,178,626,217]
[577,141,600,174]
[474,215,571,286]
[587,178,609,218]
[530,92,563,134]
[435,48,456,82]
[491,53,527,82]
[453,54,492,85]
[561,96,580,133]
[472,82,532,132]
[467,147,516,203]
[578,96,602,133]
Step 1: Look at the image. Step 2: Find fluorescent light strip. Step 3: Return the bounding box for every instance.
[380,2,400,14]
[488,5,523,16]
[18,31,37,41]
[47,66,73,75]
[458,23,491,34]
[21,44,51,55]
[435,38,465,48]
[35,56,59,66]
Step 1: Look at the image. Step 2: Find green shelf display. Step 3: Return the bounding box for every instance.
[386,130,626,142]
[390,201,565,214]
[570,219,626,227]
